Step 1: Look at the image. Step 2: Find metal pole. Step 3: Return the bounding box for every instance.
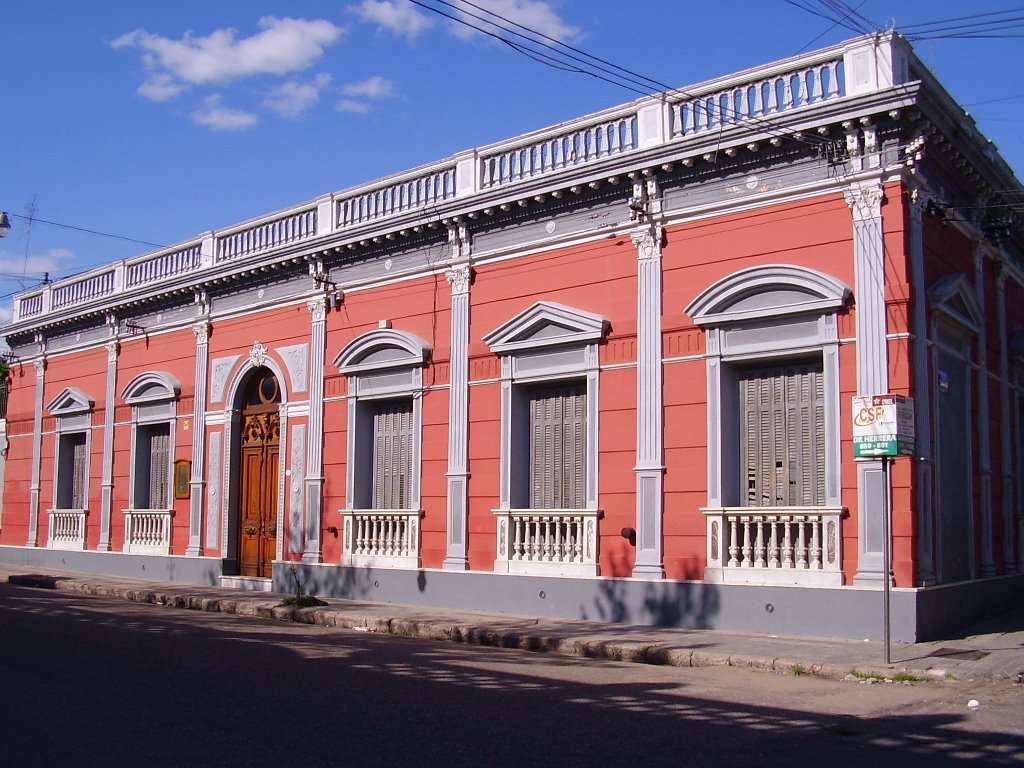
[881,456,891,665]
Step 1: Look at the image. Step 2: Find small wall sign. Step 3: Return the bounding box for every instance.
[174,459,192,499]
[852,394,915,458]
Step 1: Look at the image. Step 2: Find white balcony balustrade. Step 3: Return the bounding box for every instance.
[341,509,422,568]
[123,509,174,555]
[702,506,844,585]
[493,509,600,576]
[46,509,88,550]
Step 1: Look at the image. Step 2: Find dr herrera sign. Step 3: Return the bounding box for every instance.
[852,395,915,458]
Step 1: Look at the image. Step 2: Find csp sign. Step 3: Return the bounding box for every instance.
[852,394,915,458]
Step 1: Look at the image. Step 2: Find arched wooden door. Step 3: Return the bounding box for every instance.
[238,369,281,578]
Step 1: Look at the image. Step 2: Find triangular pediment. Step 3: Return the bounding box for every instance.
[484,301,608,354]
[928,273,983,333]
[46,387,94,416]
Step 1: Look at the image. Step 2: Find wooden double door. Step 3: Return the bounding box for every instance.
[238,370,280,578]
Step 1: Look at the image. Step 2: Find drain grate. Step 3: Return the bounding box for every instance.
[925,647,990,661]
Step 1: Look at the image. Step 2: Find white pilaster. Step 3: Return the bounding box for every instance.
[443,264,472,570]
[27,357,45,547]
[996,264,1017,573]
[187,321,210,556]
[303,298,327,564]
[846,180,890,586]
[908,191,936,585]
[631,213,665,579]
[98,340,119,551]
[973,244,996,576]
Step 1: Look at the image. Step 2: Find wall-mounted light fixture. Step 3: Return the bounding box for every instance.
[123,320,146,335]
[0,212,11,238]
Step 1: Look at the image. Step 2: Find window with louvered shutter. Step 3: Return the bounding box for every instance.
[528,383,586,509]
[147,425,171,508]
[71,434,88,509]
[740,361,824,506]
[372,398,415,509]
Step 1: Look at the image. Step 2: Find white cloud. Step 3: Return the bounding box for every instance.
[336,99,370,114]
[264,73,332,118]
[351,1,434,40]
[191,95,259,131]
[0,247,76,278]
[113,16,345,100]
[342,76,395,99]
[449,0,580,44]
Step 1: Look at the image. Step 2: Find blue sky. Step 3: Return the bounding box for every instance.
[1,1,1021,331]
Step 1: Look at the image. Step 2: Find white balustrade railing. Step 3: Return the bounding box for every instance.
[123,508,174,554]
[493,508,600,576]
[126,244,203,288]
[216,207,318,263]
[341,508,422,568]
[18,292,44,319]
[702,506,843,585]
[51,269,117,310]
[671,58,843,139]
[9,36,901,327]
[338,165,456,228]
[480,113,638,189]
[47,509,88,550]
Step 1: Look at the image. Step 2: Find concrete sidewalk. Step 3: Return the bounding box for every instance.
[3,563,1022,684]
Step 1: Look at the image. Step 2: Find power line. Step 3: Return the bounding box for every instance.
[5,212,164,248]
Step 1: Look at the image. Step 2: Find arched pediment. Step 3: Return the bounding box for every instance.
[484,301,609,354]
[334,329,432,375]
[121,371,182,404]
[928,273,983,333]
[46,386,94,416]
[686,265,851,326]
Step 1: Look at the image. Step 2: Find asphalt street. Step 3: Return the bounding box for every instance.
[1,582,1021,767]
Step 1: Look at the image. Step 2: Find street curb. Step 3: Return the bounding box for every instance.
[3,573,937,684]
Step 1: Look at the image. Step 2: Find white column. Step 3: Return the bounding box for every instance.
[631,217,665,579]
[187,321,210,556]
[443,264,472,570]
[27,357,46,547]
[303,298,327,564]
[908,191,935,585]
[846,180,890,586]
[98,340,119,551]
[973,244,996,576]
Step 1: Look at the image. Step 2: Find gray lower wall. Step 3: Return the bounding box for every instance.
[1,545,1019,643]
[277,562,1024,643]
[0,545,223,586]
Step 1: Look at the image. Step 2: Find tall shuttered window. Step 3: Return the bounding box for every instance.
[136,423,171,509]
[57,432,89,509]
[371,399,415,509]
[528,383,586,509]
[739,360,825,507]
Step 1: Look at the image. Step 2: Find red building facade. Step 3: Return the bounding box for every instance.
[2,32,1022,640]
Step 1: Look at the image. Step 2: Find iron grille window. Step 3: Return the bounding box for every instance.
[739,361,825,506]
[528,383,586,509]
[371,398,415,509]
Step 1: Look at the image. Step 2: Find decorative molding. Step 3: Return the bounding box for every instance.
[843,181,884,221]
[210,355,241,403]
[46,387,94,416]
[630,222,664,261]
[206,431,221,548]
[121,371,182,403]
[290,424,306,555]
[248,340,269,369]
[445,265,473,296]
[307,297,327,323]
[334,329,432,374]
[192,321,210,345]
[105,341,120,362]
[277,343,309,394]
[484,301,609,354]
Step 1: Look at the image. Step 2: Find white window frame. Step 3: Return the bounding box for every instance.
[333,329,431,568]
[687,265,849,585]
[46,387,94,549]
[484,301,608,575]
[121,372,180,554]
